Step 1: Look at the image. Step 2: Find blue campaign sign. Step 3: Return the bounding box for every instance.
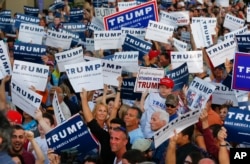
[0,10,11,18]
[224,107,250,144]
[93,0,103,7]
[14,13,40,29]
[166,62,189,91]
[0,16,11,32]
[23,6,39,17]
[45,114,100,161]
[69,9,84,22]
[122,34,152,61]
[14,42,46,64]
[232,52,250,91]
[121,77,142,100]
[104,0,158,30]
[236,35,250,53]
[63,23,86,41]
[238,101,250,111]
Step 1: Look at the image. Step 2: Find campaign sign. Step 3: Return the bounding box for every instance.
[94,30,122,50]
[45,114,100,160]
[85,38,94,52]
[113,51,139,73]
[134,67,165,93]
[121,77,142,100]
[186,77,216,111]
[69,9,84,22]
[122,34,152,61]
[154,109,201,148]
[118,1,137,11]
[14,42,46,64]
[18,23,45,44]
[88,17,104,32]
[169,11,190,26]
[236,34,250,53]
[0,41,12,77]
[12,60,49,91]
[232,52,250,91]
[23,6,39,17]
[104,0,158,30]
[171,51,203,73]
[224,107,250,144]
[192,17,217,35]
[52,91,66,125]
[145,20,174,44]
[224,26,248,40]
[212,83,238,106]
[65,60,103,92]
[173,38,187,52]
[215,0,229,7]
[95,8,116,18]
[102,60,122,86]
[166,62,189,91]
[56,28,81,48]
[0,10,11,18]
[206,38,236,67]
[235,90,249,103]
[55,46,84,72]
[159,10,177,28]
[238,101,250,111]
[45,29,72,49]
[11,80,42,118]
[223,14,245,31]
[63,23,86,39]
[120,27,146,46]
[14,13,40,29]
[0,16,11,32]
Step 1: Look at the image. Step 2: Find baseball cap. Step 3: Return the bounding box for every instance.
[132,138,152,152]
[46,61,54,66]
[165,94,179,107]
[6,110,22,124]
[148,50,160,60]
[159,77,174,88]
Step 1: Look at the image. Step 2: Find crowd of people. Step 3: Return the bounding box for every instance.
[0,0,249,164]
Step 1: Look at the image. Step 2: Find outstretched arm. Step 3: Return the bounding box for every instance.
[80,88,94,123]
[0,75,10,111]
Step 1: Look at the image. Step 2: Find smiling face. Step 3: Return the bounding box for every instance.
[11,129,25,154]
[93,104,108,122]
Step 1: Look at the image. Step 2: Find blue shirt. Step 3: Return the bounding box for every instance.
[0,152,15,164]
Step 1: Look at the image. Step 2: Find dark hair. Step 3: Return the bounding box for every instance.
[186,151,204,164]
[110,118,126,128]
[181,125,194,140]
[43,112,55,126]
[122,149,147,163]
[129,106,142,119]
[83,155,103,164]
[12,124,24,131]
[0,111,13,151]
[209,124,222,138]
[106,97,115,105]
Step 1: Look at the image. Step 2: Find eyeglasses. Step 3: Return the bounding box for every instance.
[166,104,176,108]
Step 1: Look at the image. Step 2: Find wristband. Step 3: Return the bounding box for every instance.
[116,89,121,92]
[219,144,227,147]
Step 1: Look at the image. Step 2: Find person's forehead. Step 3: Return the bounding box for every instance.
[152,112,160,119]
[13,129,24,135]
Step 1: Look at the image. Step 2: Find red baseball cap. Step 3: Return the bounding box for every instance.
[159,77,174,88]
[148,50,160,60]
[6,110,22,124]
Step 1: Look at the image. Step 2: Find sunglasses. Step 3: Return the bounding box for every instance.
[109,126,127,133]
[166,104,176,108]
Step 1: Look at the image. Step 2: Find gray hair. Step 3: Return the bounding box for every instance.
[154,109,169,124]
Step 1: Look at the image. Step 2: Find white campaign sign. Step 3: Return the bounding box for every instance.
[102,60,122,86]
[171,51,203,73]
[52,91,66,124]
[0,41,12,79]
[159,10,177,29]
[94,30,122,50]
[11,80,42,118]
[206,38,236,67]
[55,47,85,72]
[120,27,146,45]
[223,14,245,31]
[113,51,139,72]
[18,23,45,44]
[45,29,72,49]
[224,26,248,40]
[145,20,174,44]
[65,60,103,92]
[134,67,165,93]
[12,60,49,91]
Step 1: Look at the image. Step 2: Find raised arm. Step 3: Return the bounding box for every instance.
[107,76,122,126]
[165,130,178,164]
[34,108,52,133]
[80,88,94,123]
[218,127,230,164]
[25,131,45,164]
